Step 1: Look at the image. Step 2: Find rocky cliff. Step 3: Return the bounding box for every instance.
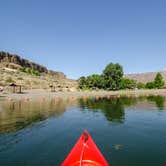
[0,51,66,79]
[0,51,48,72]
[0,51,78,92]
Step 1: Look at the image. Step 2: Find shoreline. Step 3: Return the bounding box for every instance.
[1,89,166,100]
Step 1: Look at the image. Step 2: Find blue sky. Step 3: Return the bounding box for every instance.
[0,0,166,79]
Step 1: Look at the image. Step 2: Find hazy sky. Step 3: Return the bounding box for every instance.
[0,0,166,79]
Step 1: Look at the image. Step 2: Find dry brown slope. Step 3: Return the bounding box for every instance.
[0,51,78,91]
[125,71,166,83]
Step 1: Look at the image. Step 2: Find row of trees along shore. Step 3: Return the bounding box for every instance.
[78,63,165,90]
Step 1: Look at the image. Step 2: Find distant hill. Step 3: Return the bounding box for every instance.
[125,71,166,83]
[0,51,78,92]
[0,51,66,78]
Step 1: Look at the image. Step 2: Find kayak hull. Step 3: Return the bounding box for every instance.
[61,131,109,166]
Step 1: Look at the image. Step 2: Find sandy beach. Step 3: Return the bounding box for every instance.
[1,89,166,100]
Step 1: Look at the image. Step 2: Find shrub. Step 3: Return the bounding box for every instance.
[145,73,165,89]
[154,73,165,88]
[5,77,15,83]
[31,70,40,76]
[20,67,26,72]
[137,82,145,89]
[20,67,40,76]
[17,77,23,80]
[145,82,155,89]
[120,78,137,89]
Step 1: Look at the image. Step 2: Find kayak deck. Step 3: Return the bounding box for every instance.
[61,130,109,166]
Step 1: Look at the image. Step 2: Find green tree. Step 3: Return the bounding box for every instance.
[97,75,106,89]
[78,62,138,91]
[145,82,155,89]
[79,74,106,90]
[103,63,123,90]
[120,78,136,89]
[154,73,165,88]
[104,77,116,90]
[78,76,87,89]
[88,74,103,89]
[86,76,94,88]
[137,82,145,89]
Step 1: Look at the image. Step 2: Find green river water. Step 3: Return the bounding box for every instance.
[0,95,166,166]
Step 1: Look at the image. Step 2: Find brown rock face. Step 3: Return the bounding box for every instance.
[0,51,67,79]
[0,51,48,73]
[0,51,78,91]
[48,70,66,79]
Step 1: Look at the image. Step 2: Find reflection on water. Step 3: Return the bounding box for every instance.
[0,95,166,166]
[0,96,166,134]
[0,98,77,134]
[79,97,141,123]
[147,96,165,110]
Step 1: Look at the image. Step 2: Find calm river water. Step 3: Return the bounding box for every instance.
[0,95,166,166]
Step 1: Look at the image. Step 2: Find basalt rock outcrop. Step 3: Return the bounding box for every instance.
[0,51,47,73]
[0,51,78,91]
[0,51,66,78]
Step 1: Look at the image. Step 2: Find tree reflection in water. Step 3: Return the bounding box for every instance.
[147,96,166,110]
[0,95,165,134]
[78,97,138,123]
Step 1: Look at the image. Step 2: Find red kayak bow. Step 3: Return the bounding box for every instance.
[61,130,109,166]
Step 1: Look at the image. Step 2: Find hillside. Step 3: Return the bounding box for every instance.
[125,71,166,83]
[0,51,78,92]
